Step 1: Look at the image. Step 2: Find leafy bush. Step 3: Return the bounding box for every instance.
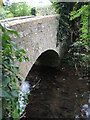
[69,3,90,77]
[52,2,89,77]
[69,41,89,76]
[70,4,89,46]
[0,7,6,20]
[0,2,31,20]
[9,2,31,17]
[0,23,29,119]
[6,12,13,18]
[51,2,74,46]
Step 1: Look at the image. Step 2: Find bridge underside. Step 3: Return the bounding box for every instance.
[35,50,60,68]
[25,49,60,82]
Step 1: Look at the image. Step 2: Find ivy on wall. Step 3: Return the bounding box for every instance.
[0,23,29,119]
[51,2,74,46]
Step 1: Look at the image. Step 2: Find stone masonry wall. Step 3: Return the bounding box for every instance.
[1,15,64,82]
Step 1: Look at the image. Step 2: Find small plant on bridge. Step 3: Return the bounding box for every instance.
[0,23,29,119]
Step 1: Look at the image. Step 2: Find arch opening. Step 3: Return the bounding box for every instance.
[25,49,60,84]
[21,50,60,117]
[35,50,60,68]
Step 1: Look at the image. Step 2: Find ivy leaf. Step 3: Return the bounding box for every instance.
[2,76,10,87]
[2,89,11,98]
[19,49,26,54]
[24,56,29,61]
[2,32,11,41]
[7,28,20,38]
[13,109,19,118]
[1,21,29,119]
[10,41,18,50]
[19,57,22,62]
[0,23,6,32]
[11,90,18,97]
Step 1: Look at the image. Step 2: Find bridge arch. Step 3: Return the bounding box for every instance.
[25,49,60,82]
[1,15,66,82]
[34,49,60,68]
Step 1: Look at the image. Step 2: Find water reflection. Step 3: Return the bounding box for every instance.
[20,64,90,119]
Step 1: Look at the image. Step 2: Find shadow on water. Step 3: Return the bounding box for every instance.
[20,63,90,119]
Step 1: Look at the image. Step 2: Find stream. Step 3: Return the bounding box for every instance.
[20,63,90,119]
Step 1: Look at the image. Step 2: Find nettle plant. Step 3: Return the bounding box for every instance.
[0,23,29,119]
[70,3,90,77]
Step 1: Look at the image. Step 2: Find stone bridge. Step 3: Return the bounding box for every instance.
[1,15,66,81]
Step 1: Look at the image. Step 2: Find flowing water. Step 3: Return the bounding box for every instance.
[20,63,90,119]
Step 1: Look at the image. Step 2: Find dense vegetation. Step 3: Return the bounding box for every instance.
[70,3,90,76]
[0,24,29,119]
[0,2,31,19]
[52,2,89,77]
[0,2,55,20]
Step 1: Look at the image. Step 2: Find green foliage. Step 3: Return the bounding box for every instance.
[0,3,54,19]
[0,23,29,119]
[0,7,6,20]
[0,2,31,20]
[3,6,14,18]
[51,2,74,46]
[69,3,90,77]
[9,2,31,17]
[69,41,89,76]
[6,12,13,18]
[52,1,89,77]
[70,4,89,46]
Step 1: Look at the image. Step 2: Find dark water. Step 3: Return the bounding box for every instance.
[23,63,90,119]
